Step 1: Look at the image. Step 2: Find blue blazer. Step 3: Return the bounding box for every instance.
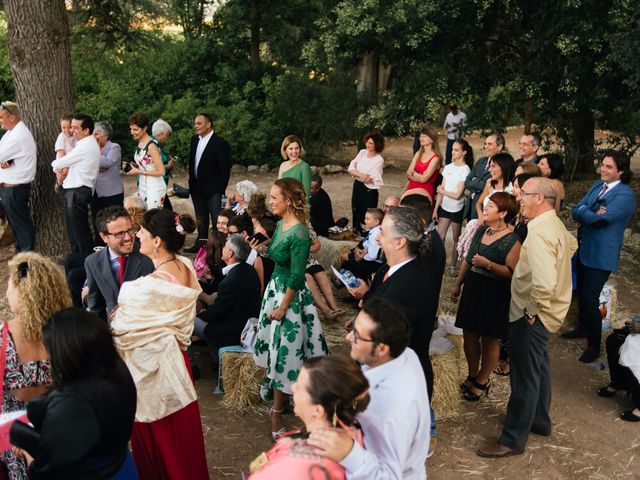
[571,181,636,272]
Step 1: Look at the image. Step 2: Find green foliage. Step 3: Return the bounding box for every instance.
[0,13,14,101]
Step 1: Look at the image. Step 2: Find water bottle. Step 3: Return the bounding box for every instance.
[220,194,227,209]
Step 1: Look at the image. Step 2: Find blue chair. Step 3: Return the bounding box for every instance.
[214,345,246,394]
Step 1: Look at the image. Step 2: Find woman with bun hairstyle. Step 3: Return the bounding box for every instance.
[111,208,208,479]
[249,355,369,479]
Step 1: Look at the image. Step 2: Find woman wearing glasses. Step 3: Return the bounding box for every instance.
[1,253,72,478]
[125,112,166,209]
[452,192,521,401]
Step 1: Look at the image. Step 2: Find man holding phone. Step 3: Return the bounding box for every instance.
[0,101,37,252]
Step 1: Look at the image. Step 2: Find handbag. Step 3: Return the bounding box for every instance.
[240,317,259,352]
[172,183,190,199]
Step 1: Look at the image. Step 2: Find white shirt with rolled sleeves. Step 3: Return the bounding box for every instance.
[0,121,36,184]
[51,135,101,189]
[341,347,430,480]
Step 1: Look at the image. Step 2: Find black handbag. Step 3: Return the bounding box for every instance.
[172,183,190,199]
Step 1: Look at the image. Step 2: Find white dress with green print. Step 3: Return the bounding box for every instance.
[253,221,329,399]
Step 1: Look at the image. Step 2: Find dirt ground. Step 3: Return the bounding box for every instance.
[2,129,639,479]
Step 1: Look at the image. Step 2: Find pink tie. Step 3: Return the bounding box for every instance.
[597,183,608,199]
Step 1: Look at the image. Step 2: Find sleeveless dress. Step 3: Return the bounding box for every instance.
[407,153,440,200]
[111,260,208,480]
[253,222,329,399]
[1,327,52,480]
[134,140,167,209]
[281,161,312,198]
[455,227,520,339]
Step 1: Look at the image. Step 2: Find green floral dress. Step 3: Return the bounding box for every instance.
[253,221,329,398]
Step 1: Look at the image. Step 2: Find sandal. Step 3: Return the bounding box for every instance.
[494,364,510,376]
[463,380,491,402]
[621,410,640,422]
[270,407,286,441]
[460,375,476,393]
[597,385,618,398]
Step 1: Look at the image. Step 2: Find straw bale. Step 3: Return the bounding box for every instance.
[430,334,466,419]
[220,351,265,411]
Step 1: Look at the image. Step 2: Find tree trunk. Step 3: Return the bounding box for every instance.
[572,107,595,177]
[4,0,74,256]
[524,99,533,134]
[249,0,261,80]
[356,51,379,104]
[377,63,393,103]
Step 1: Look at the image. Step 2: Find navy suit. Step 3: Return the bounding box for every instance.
[464,156,491,220]
[571,181,636,353]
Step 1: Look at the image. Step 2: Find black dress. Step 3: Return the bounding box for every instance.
[455,226,520,339]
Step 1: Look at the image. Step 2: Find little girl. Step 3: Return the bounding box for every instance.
[54,113,76,158]
[433,138,473,276]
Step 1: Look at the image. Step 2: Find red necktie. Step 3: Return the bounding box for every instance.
[117,256,127,286]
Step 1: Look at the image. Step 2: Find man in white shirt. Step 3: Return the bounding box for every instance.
[309,297,430,479]
[443,105,467,165]
[0,101,37,252]
[51,113,101,254]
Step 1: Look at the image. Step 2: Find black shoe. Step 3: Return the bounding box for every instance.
[597,385,618,398]
[183,244,200,254]
[621,410,640,422]
[530,426,551,436]
[561,328,587,339]
[578,349,599,363]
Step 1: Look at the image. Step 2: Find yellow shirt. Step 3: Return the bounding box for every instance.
[509,209,578,333]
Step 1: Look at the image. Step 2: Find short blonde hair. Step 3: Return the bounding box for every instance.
[8,252,72,343]
[280,135,305,160]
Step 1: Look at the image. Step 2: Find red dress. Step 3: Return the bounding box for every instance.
[130,351,209,480]
[407,153,440,200]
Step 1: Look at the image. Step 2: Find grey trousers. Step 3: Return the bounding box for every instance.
[499,317,552,450]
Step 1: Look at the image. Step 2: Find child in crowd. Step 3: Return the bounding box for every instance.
[339,208,384,282]
[54,112,76,158]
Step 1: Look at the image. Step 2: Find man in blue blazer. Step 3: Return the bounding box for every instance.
[567,151,637,363]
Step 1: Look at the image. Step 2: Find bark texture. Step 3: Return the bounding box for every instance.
[4,0,74,255]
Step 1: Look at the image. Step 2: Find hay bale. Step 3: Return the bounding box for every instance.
[0,218,14,247]
[220,351,265,410]
[430,334,466,419]
[316,236,358,272]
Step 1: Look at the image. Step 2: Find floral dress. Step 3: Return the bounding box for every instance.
[253,222,329,399]
[134,140,166,209]
[1,327,52,480]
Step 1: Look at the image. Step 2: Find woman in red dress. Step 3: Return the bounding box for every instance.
[404,126,442,203]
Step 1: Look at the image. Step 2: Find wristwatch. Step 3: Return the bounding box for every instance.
[524,308,537,322]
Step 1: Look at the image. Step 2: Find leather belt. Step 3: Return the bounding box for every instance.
[0,183,28,188]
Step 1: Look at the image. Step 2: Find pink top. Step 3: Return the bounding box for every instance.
[249,437,345,480]
[348,149,384,189]
[407,153,440,199]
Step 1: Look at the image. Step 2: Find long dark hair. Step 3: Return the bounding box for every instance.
[453,138,474,169]
[43,308,123,387]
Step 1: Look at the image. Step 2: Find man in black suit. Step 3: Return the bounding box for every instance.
[310,175,335,237]
[194,233,262,370]
[465,132,504,220]
[347,206,444,401]
[85,206,154,321]
[185,112,231,252]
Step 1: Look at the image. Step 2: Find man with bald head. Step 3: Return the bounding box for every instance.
[478,177,577,458]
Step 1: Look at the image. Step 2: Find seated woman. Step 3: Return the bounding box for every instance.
[538,153,565,213]
[196,229,227,307]
[2,253,72,478]
[10,308,137,479]
[110,208,209,479]
[248,355,369,479]
[598,319,640,422]
[306,225,344,320]
[225,180,258,216]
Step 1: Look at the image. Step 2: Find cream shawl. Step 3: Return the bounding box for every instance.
[111,256,201,422]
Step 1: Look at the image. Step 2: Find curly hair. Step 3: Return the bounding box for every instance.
[8,252,72,343]
[274,178,308,223]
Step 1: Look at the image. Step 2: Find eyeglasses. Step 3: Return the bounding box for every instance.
[520,190,557,200]
[352,325,376,344]
[105,227,136,239]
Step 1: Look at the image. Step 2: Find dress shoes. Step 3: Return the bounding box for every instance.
[578,348,599,363]
[477,441,524,458]
[621,410,640,422]
[561,328,587,339]
[530,426,551,436]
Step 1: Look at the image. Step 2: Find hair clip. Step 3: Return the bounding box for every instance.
[17,261,29,278]
[175,215,185,234]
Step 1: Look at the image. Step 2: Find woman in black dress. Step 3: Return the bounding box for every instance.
[452,192,521,401]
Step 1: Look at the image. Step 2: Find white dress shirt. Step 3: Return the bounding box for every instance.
[222,261,240,276]
[194,130,213,176]
[0,121,37,184]
[362,225,382,262]
[51,135,101,189]
[341,348,430,480]
[386,256,415,278]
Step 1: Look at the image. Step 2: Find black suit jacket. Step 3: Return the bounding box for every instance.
[310,188,335,237]
[85,247,154,321]
[200,262,261,345]
[188,133,232,197]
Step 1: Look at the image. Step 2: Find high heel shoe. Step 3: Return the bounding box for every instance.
[460,375,476,393]
[270,407,286,441]
[463,380,491,401]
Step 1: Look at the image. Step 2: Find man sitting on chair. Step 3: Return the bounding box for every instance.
[194,234,262,372]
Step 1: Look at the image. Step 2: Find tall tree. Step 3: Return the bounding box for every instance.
[4,0,74,255]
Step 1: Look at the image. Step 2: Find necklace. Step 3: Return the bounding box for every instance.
[154,256,176,270]
[486,225,507,237]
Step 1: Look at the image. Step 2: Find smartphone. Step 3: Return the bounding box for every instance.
[247,232,268,244]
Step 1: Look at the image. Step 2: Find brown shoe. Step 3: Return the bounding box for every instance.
[477,441,524,458]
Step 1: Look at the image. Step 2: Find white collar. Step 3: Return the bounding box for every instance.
[199,130,213,141]
[386,256,415,278]
[222,261,240,276]
[604,180,621,190]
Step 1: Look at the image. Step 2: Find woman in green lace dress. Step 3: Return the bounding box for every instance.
[277,135,312,197]
[253,178,329,440]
